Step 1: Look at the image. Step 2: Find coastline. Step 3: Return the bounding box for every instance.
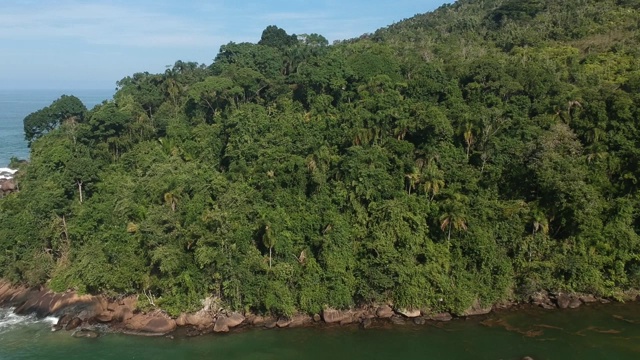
[2,279,638,339]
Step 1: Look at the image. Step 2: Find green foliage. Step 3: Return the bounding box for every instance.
[4,0,640,316]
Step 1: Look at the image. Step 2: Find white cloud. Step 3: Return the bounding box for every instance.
[0,1,226,48]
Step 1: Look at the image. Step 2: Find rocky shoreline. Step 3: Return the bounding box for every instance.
[1,280,638,339]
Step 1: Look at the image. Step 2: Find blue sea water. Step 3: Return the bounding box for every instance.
[0,89,114,167]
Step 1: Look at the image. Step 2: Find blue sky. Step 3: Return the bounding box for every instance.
[0,0,449,90]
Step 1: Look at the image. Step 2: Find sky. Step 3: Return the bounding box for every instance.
[0,0,449,90]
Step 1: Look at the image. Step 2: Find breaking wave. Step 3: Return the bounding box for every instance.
[0,307,58,334]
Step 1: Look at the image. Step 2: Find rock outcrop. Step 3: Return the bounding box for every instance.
[321,308,352,324]
[126,314,176,335]
[213,312,245,333]
[0,168,18,197]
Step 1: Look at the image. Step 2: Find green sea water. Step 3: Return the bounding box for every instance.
[1,303,639,360]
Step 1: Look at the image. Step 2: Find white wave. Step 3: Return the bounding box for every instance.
[0,308,56,334]
[42,315,59,325]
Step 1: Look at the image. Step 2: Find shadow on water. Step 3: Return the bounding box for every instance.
[0,303,639,360]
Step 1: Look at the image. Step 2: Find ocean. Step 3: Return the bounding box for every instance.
[0,89,114,167]
[1,303,640,359]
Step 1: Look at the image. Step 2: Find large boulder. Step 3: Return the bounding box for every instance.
[462,299,492,317]
[396,308,421,318]
[126,314,176,334]
[288,314,312,328]
[65,317,83,331]
[579,294,598,303]
[0,180,16,192]
[176,311,214,328]
[95,312,113,323]
[429,312,453,322]
[322,308,351,324]
[375,305,394,319]
[556,293,571,309]
[213,313,245,333]
[531,291,555,309]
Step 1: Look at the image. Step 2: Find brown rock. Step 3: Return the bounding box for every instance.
[213,313,245,333]
[252,316,265,326]
[57,314,73,327]
[184,312,214,327]
[176,313,188,327]
[579,294,597,303]
[126,315,176,334]
[568,298,582,309]
[264,318,278,329]
[556,293,571,309]
[289,314,312,328]
[360,318,373,330]
[322,308,351,324]
[0,180,16,192]
[429,312,453,322]
[113,306,133,322]
[95,312,113,323]
[276,317,292,328]
[339,313,355,326]
[413,317,427,325]
[390,316,406,325]
[462,299,492,316]
[396,308,421,318]
[531,291,555,309]
[65,317,83,331]
[313,314,321,322]
[375,305,394,319]
[145,317,176,333]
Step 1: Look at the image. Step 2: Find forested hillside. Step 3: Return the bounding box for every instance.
[2,0,640,316]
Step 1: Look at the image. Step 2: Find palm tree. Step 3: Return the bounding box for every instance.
[463,122,475,160]
[262,224,275,269]
[528,209,549,262]
[405,167,420,195]
[164,192,179,212]
[421,159,445,200]
[439,195,468,250]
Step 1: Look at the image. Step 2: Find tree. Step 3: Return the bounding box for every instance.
[24,95,86,145]
[263,224,275,269]
[439,194,468,249]
[258,25,298,48]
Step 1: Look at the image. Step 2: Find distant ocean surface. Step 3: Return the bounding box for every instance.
[0,89,114,167]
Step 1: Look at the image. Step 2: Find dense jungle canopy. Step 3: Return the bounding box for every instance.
[2,0,640,316]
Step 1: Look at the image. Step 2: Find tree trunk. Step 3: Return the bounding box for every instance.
[269,247,272,269]
[77,181,83,204]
